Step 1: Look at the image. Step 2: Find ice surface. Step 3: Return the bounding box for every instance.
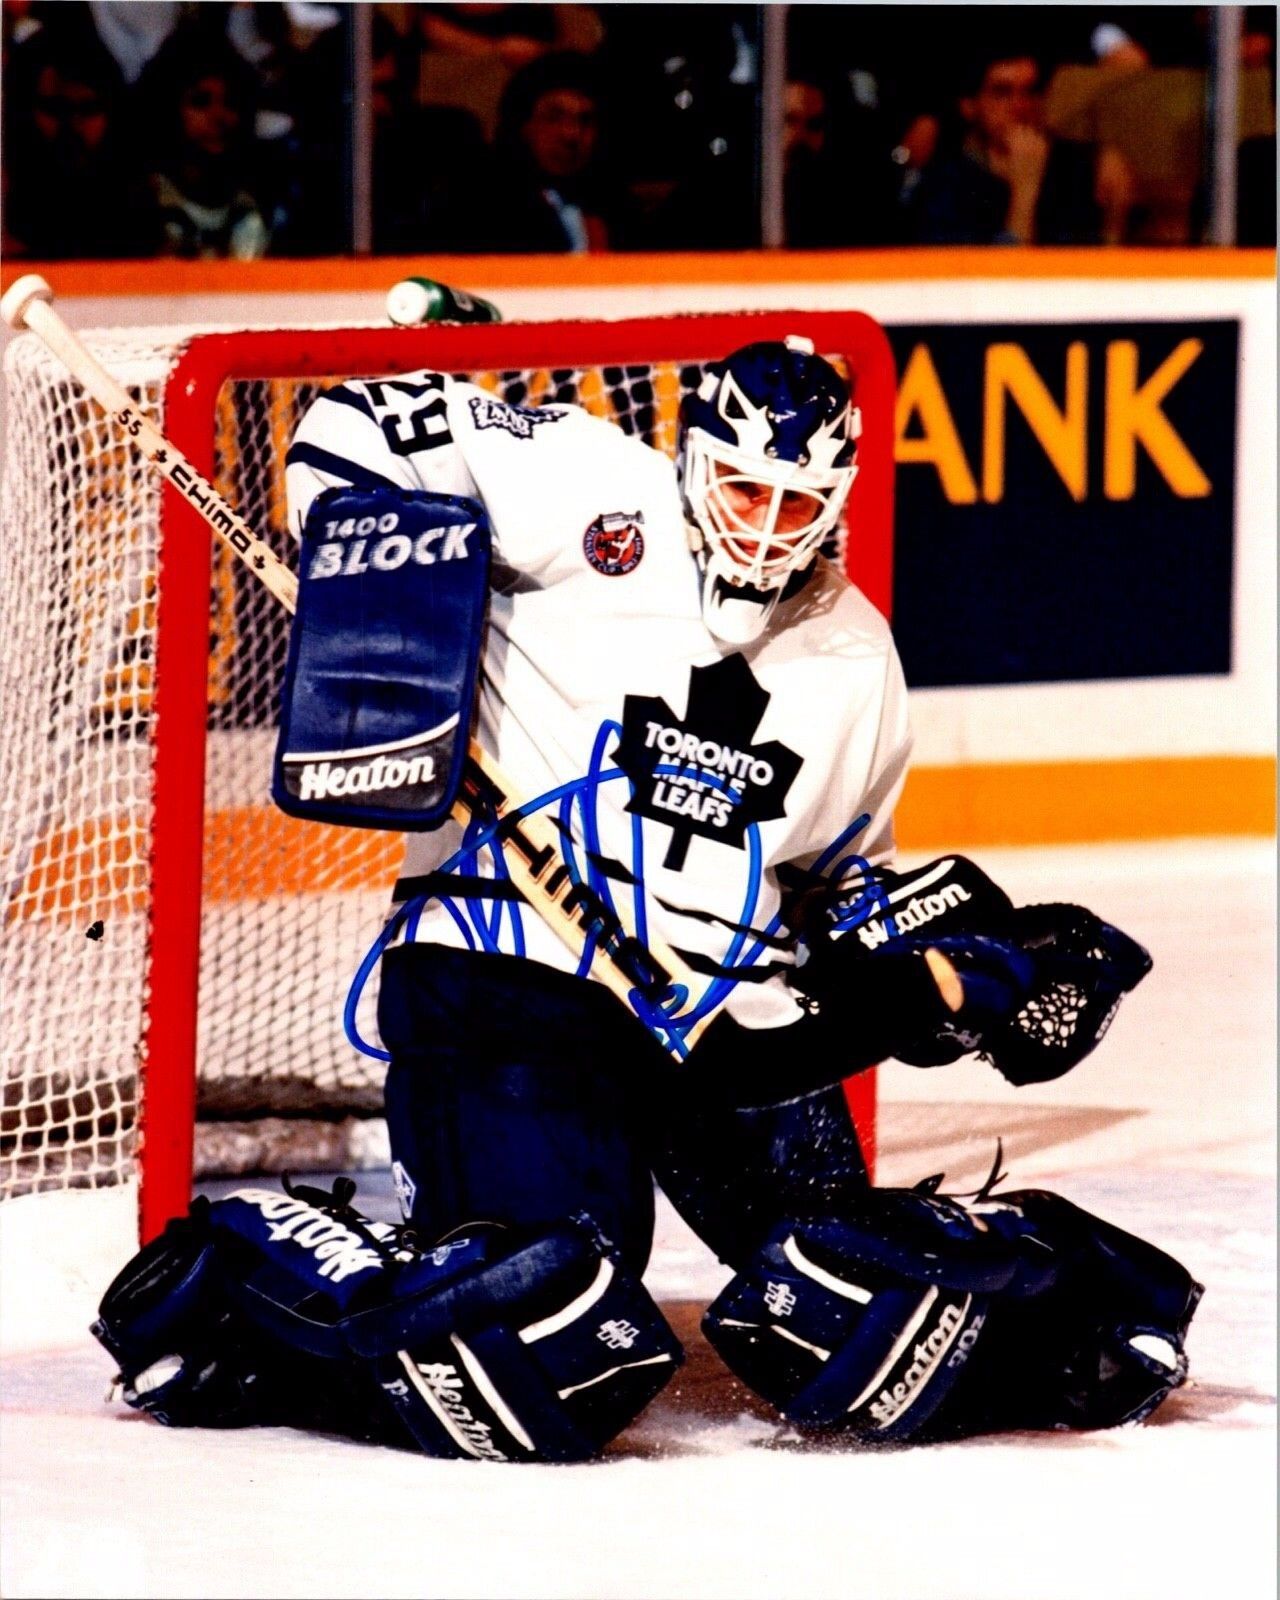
[2,840,1275,1599]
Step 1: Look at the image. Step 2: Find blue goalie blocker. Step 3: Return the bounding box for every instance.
[273,486,491,830]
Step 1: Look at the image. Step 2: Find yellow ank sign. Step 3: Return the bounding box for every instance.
[895,336,1212,505]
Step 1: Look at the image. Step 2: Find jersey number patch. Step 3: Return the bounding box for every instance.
[361,376,452,457]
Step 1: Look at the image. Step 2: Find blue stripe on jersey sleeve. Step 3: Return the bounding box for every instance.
[284,440,403,492]
[317,384,378,421]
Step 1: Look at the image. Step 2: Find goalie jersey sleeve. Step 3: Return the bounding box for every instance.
[286,371,913,1034]
[286,372,483,526]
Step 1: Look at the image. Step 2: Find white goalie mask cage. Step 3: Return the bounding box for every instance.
[679,337,861,642]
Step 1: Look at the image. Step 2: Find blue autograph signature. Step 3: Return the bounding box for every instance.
[344,720,886,1062]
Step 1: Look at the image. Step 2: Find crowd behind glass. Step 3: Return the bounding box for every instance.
[2,1,1275,261]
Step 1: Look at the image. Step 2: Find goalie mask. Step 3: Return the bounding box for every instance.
[679,336,860,643]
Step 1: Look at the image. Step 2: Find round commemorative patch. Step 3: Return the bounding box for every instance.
[583,510,645,576]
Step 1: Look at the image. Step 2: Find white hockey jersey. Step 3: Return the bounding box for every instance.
[286,374,912,1033]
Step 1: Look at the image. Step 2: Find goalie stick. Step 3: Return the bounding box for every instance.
[0,277,965,1046]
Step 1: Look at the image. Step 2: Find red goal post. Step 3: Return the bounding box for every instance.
[2,310,895,1242]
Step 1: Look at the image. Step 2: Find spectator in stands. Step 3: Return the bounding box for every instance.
[3,23,159,257]
[137,26,272,258]
[782,73,903,247]
[598,7,757,251]
[785,79,827,167]
[368,10,493,253]
[474,49,622,252]
[252,1,348,255]
[416,3,602,146]
[907,43,1133,244]
[783,75,836,247]
[785,7,976,222]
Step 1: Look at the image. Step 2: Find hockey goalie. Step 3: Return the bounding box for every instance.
[94,333,1201,1462]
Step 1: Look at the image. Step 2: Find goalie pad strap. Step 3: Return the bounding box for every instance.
[392,872,525,904]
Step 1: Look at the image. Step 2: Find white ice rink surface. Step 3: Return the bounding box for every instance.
[2,839,1275,1600]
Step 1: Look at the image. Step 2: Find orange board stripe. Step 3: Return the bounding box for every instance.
[896,755,1277,849]
[7,809,403,922]
[3,248,1274,300]
[201,807,405,896]
[10,756,1272,922]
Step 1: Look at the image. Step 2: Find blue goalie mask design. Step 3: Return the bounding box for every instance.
[678,335,860,642]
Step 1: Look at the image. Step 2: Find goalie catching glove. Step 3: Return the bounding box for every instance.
[92,1179,682,1463]
[790,853,1152,1083]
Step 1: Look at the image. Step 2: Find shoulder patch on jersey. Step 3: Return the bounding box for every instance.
[583,510,645,576]
[467,395,567,439]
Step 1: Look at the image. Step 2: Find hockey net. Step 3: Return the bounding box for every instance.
[0,311,895,1239]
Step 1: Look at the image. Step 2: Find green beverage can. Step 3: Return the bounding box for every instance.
[386,276,503,326]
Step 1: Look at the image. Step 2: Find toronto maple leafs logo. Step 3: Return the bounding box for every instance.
[613,654,801,870]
